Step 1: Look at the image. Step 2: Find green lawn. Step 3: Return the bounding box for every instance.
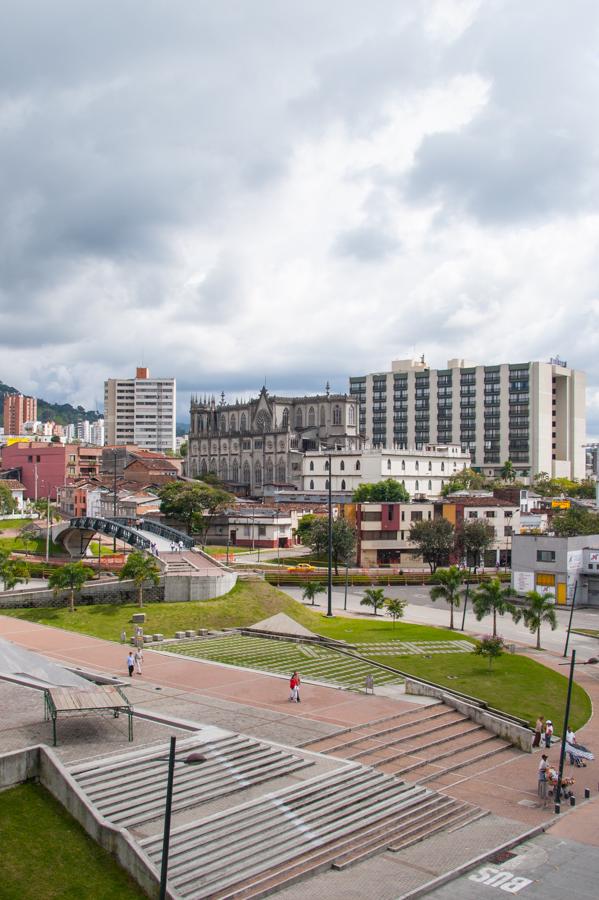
[0,782,145,899]
[1,581,472,645]
[0,535,64,555]
[1,580,591,730]
[88,541,119,557]
[376,651,591,731]
[0,517,34,531]
[204,545,253,557]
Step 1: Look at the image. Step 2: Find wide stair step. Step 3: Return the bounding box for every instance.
[142,768,439,899]
[68,733,313,827]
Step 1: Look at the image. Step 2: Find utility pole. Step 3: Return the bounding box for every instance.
[327,451,333,617]
[112,450,118,552]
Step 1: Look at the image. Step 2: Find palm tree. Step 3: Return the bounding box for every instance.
[301,581,325,606]
[360,587,388,616]
[385,597,407,628]
[119,551,161,607]
[0,554,30,592]
[48,562,91,613]
[430,565,464,630]
[471,578,520,637]
[522,590,557,650]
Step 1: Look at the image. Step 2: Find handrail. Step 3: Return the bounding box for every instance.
[69,517,151,551]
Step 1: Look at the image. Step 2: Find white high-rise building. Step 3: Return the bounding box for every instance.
[350,357,586,481]
[90,418,105,447]
[104,367,176,453]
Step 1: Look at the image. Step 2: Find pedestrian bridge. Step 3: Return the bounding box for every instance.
[52,517,195,558]
[52,517,237,601]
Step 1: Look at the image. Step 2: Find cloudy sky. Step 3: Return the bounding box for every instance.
[2,0,599,432]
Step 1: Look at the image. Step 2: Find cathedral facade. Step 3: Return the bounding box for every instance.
[185,387,362,497]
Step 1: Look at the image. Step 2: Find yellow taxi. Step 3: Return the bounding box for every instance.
[286,563,316,573]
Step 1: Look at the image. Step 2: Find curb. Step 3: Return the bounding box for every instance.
[395,820,552,899]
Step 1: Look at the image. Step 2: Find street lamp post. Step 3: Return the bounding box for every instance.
[555,649,576,812]
[327,451,333,617]
[112,451,118,552]
[159,737,206,900]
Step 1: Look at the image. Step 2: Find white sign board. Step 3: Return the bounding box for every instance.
[513,571,535,594]
[567,550,583,571]
[588,551,599,563]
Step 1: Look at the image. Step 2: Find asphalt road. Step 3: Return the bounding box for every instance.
[428,832,599,899]
[279,583,599,659]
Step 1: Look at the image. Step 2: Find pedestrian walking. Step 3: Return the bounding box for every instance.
[288,671,301,703]
[127,651,135,677]
[544,720,554,749]
[537,753,548,800]
[532,715,544,748]
[178,540,184,553]
[134,647,143,675]
[120,629,127,644]
[170,541,176,553]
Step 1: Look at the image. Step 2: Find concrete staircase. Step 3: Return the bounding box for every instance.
[68,731,313,828]
[139,766,484,899]
[305,701,520,787]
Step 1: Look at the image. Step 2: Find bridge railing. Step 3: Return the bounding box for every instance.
[109,517,195,550]
[69,517,152,551]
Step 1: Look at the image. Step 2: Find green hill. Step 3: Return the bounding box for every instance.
[0,380,101,428]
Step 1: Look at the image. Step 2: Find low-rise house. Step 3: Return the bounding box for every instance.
[0,478,26,512]
[511,533,599,607]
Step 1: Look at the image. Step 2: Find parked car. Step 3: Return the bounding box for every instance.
[286,563,316,573]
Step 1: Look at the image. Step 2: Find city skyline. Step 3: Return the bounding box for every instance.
[2,2,599,436]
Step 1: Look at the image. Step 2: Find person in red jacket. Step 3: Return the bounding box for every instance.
[289,671,301,703]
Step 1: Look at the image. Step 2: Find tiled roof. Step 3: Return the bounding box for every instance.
[0,479,26,490]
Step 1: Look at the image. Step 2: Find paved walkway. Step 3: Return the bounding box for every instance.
[1,613,597,842]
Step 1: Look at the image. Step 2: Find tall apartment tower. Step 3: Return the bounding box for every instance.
[3,394,37,435]
[350,357,586,481]
[104,367,176,453]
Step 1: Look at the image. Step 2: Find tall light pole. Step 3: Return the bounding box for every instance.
[555,649,576,812]
[159,737,206,900]
[112,450,118,552]
[327,451,333,617]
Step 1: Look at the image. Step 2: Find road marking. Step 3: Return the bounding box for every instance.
[469,866,532,893]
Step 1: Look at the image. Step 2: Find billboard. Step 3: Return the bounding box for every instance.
[512,571,534,594]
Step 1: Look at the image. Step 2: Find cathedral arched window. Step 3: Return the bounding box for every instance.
[240,413,247,432]
[282,408,289,428]
[340,460,345,471]
[341,479,346,490]
[230,414,236,432]
[348,406,355,425]
[254,461,262,487]
[320,407,325,426]
[232,459,239,482]
[277,460,286,482]
[310,479,314,489]
[201,459,208,475]
[355,460,361,471]
[220,415,226,433]
[295,407,303,428]
[309,461,314,471]
[266,459,273,483]
[308,406,315,426]
[220,459,228,481]
[333,405,341,425]
[242,461,250,484]
[209,457,217,474]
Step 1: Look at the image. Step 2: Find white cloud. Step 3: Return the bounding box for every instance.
[1,0,599,439]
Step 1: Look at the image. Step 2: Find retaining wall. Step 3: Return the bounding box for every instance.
[404,679,533,752]
[164,571,237,602]
[0,578,165,609]
[0,745,166,899]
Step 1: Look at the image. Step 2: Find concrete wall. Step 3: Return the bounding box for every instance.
[0,745,165,899]
[164,571,237,602]
[0,577,165,609]
[404,679,532,752]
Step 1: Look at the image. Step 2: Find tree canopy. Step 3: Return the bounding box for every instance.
[552,507,599,537]
[409,518,454,573]
[0,482,18,515]
[296,513,318,543]
[352,479,410,503]
[158,481,233,537]
[456,519,495,569]
[0,552,30,592]
[307,517,356,575]
[48,562,91,613]
[119,551,161,607]
[441,468,490,496]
